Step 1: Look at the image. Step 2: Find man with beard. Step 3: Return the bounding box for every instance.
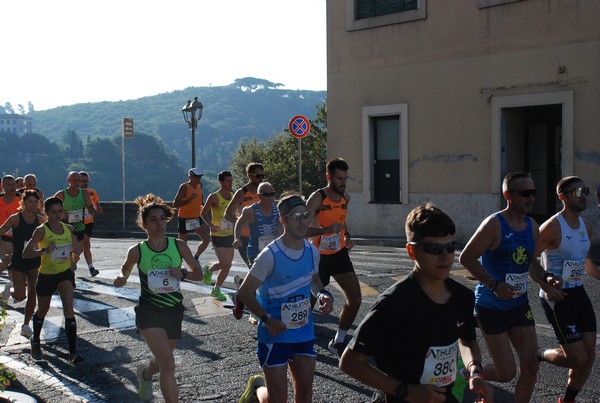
[460,171,565,403]
[535,176,600,403]
[306,157,360,357]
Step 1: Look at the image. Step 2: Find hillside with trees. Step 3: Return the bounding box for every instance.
[1,78,327,201]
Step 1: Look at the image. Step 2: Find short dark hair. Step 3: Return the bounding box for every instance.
[44,196,63,212]
[277,191,305,216]
[556,176,583,195]
[502,171,532,192]
[79,171,89,178]
[246,162,264,174]
[326,158,348,175]
[218,170,232,182]
[405,203,455,242]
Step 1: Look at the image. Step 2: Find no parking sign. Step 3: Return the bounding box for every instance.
[289,115,311,139]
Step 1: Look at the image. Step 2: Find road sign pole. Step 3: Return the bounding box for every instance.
[298,138,302,196]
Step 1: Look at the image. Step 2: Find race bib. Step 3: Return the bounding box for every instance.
[258,235,276,250]
[420,342,458,386]
[51,244,70,261]
[84,209,93,221]
[561,259,585,288]
[185,218,201,231]
[147,269,180,293]
[220,219,233,231]
[505,272,528,298]
[280,298,311,329]
[319,233,341,251]
[67,209,84,223]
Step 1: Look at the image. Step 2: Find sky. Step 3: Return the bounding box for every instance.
[1,1,326,111]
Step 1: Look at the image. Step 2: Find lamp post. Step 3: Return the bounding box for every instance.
[181,97,204,168]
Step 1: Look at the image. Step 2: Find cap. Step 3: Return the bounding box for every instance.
[189,168,204,178]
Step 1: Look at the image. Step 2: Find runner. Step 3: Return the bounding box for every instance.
[79,171,102,277]
[0,190,41,338]
[232,182,282,319]
[22,197,84,364]
[305,157,360,356]
[113,193,204,403]
[459,171,565,402]
[17,173,45,213]
[340,203,492,402]
[237,192,334,403]
[200,170,235,301]
[0,175,21,273]
[54,171,95,273]
[535,176,600,403]
[172,168,210,260]
[224,162,264,267]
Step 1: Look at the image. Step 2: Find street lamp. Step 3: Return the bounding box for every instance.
[181,96,204,168]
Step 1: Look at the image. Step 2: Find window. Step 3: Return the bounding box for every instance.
[347,0,426,31]
[362,104,408,204]
[478,0,521,8]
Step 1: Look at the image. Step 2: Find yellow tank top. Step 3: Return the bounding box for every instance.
[39,222,73,275]
[313,189,348,255]
[178,183,203,219]
[211,191,233,237]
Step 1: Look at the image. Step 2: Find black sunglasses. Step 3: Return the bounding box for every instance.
[252,174,265,179]
[408,241,457,255]
[284,211,310,220]
[570,187,589,198]
[259,192,276,197]
[511,189,536,198]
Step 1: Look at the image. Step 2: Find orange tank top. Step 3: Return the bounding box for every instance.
[0,195,20,235]
[178,183,203,219]
[240,186,259,237]
[313,189,347,255]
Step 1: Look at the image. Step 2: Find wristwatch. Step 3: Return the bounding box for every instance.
[395,381,408,399]
[261,314,269,323]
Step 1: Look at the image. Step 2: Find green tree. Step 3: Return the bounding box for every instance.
[230,103,327,199]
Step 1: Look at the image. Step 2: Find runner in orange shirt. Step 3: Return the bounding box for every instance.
[79,171,102,277]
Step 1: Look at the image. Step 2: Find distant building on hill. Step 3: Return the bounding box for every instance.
[0,113,33,135]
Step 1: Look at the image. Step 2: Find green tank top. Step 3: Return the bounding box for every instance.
[62,189,86,232]
[137,237,183,307]
[39,222,73,275]
[210,191,234,237]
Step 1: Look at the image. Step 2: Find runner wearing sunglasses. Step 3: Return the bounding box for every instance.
[341,203,492,402]
[460,171,565,402]
[534,176,600,403]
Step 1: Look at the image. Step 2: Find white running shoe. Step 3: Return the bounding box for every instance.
[2,281,12,301]
[21,324,33,339]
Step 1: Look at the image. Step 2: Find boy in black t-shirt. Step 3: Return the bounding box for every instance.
[340,203,492,402]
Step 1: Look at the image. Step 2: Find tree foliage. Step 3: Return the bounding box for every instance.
[230,103,327,199]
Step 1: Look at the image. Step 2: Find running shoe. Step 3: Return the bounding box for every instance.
[233,274,244,289]
[136,364,153,401]
[69,351,85,365]
[232,292,244,320]
[30,339,43,361]
[89,266,100,277]
[20,324,33,339]
[211,289,226,301]
[203,264,212,285]
[239,374,265,403]
[327,339,346,358]
[2,281,12,300]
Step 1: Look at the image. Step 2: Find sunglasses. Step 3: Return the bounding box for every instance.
[408,241,457,255]
[252,174,265,179]
[511,189,536,198]
[259,192,276,197]
[570,187,589,198]
[284,211,311,220]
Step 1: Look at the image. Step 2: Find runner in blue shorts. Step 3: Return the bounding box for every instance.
[238,193,333,403]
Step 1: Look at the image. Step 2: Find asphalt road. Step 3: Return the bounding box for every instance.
[1,237,600,402]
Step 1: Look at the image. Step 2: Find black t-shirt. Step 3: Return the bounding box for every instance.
[348,272,476,403]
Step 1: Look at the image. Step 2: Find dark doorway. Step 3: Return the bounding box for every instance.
[500,104,562,223]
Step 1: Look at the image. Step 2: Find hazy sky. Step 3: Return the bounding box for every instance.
[2,1,326,111]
